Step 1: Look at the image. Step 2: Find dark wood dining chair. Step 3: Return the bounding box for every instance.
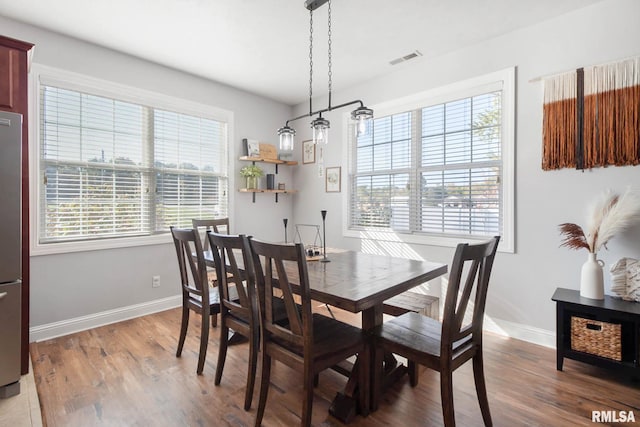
[250,240,368,427]
[206,231,259,411]
[171,226,227,375]
[373,236,500,427]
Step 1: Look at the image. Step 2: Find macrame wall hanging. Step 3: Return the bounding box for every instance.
[542,57,640,170]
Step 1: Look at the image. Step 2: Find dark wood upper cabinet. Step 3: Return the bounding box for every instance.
[0,34,34,375]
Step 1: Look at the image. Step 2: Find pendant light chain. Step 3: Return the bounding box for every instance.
[327,0,332,107]
[309,9,314,115]
[277,1,373,152]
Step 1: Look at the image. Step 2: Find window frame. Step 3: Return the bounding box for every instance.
[29,65,235,255]
[342,68,515,253]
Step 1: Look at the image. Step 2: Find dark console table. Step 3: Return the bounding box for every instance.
[552,288,640,378]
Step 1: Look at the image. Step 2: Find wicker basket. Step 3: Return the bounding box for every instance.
[570,316,622,361]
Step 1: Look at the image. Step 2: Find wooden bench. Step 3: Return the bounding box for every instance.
[382,291,439,387]
[383,291,439,320]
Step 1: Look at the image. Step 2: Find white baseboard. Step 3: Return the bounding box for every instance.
[484,316,556,349]
[29,294,556,350]
[29,295,182,342]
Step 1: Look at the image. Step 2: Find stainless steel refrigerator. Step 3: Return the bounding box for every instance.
[0,110,22,398]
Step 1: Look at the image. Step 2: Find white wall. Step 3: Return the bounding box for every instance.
[292,0,640,345]
[7,0,640,345]
[0,16,294,337]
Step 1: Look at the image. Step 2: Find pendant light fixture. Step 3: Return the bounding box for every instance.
[278,0,373,151]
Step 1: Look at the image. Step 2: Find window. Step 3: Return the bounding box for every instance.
[346,68,514,252]
[34,67,230,253]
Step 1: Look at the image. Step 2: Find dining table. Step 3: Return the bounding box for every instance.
[204,247,447,423]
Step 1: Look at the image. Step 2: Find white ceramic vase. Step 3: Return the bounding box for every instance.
[580,252,605,300]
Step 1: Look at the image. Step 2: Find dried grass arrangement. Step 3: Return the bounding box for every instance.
[559,189,640,253]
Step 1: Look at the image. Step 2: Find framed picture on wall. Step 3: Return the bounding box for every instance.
[302,140,315,164]
[246,139,260,157]
[325,166,341,192]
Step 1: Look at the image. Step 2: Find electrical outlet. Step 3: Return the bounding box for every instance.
[152,275,160,288]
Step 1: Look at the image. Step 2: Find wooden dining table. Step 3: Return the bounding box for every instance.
[204,247,447,423]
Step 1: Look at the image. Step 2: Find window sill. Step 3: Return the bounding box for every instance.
[31,233,173,256]
[343,228,514,253]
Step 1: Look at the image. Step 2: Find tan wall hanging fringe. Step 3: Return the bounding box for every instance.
[542,57,640,170]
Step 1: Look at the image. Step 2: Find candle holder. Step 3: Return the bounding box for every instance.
[320,210,330,263]
[283,218,288,243]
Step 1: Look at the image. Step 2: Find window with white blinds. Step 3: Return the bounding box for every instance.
[39,83,228,245]
[348,69,514,249]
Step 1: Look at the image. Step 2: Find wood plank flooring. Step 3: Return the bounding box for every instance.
[30,306,640,426]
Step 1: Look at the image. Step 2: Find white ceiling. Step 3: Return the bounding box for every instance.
[0,0,602,105]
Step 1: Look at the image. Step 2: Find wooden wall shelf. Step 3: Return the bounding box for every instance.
[238,154,297,202]
[239,188,297,203]
[239,156,297,166]
[239,189,298,194]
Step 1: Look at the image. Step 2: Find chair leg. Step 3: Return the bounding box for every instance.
[244,328,259,411]
[214,322,229,385]
[254,353,271,427]
[440,370,456,427]
[408,360,419,387]
[176,306,189,357]
[473,352,493,427]
[301,368,315,427]
[211,312,218,327]
[197,313,210,375]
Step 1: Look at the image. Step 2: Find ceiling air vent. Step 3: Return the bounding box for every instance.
[389,50,423,66]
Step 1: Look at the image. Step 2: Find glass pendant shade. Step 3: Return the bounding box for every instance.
[351,106,374,137]
[311,116,330,145]
[278,126,295,151]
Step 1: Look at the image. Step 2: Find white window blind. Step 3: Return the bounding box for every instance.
[154,109,228,230]
[349,82,506,243]
[40,85,228,244]
[419,92,502,236]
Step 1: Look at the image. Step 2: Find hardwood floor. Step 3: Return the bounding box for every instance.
[31,306,639,426]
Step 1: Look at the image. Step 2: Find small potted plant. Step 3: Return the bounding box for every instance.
[240,164,264,189]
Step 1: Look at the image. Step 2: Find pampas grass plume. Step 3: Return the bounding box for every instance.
[559,188,640,253]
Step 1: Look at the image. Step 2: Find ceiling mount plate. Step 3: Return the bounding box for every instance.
[304,0,329,11]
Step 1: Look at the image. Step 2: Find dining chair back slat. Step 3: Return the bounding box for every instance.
[255,241,308,348]
[171,227,208,300]
[207,232,253,324]
[444,242,496,349]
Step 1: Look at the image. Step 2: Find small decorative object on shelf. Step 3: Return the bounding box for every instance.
[259,143,278,160]
[610,257,640,302]
[240,164,264,189]
[244,138,260,157]
[559,188,640,300]
[320,210,330,263]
